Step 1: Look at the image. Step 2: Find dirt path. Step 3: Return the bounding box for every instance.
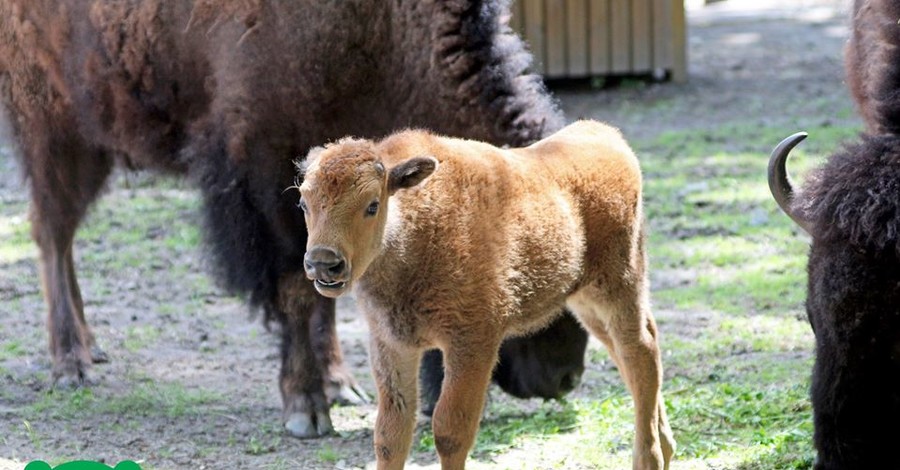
[1,1,854,469]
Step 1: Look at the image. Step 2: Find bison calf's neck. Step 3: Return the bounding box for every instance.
[297,120,675,470]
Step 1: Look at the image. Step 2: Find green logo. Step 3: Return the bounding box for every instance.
[25,461,142,470]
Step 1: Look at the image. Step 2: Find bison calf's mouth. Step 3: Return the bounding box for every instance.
[313,279,348,296]
[304,247,351,297]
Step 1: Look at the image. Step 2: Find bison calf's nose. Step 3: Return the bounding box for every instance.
[304,247,348,281]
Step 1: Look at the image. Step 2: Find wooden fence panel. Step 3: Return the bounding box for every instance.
[545,0,568,76]
[631,0,652,71]
[511,0,686,80]
[610,0,631,73]
[589,0,610,74]
[566,0,589,76]
[524,0,546,74]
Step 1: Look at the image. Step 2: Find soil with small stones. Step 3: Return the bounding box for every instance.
[0,1,854,469]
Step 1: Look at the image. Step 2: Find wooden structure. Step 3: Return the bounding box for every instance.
[509,0,687,81]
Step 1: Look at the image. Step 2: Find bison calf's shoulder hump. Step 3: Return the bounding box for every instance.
[298,120,675,469]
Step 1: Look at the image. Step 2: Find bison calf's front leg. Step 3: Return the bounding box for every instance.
[370,337,421,470]
[431,341,500,470]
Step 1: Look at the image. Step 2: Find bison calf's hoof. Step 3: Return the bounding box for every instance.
[284,410,335,438]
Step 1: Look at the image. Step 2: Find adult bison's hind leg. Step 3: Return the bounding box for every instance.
[277,274,368,437]
[26,130,113,387]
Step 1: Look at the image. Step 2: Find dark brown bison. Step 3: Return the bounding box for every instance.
[770,132,900,470]
[768,0,900,467]
[770,0,900,460]
[0,0,589,438]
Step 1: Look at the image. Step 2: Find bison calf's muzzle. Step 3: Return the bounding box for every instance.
[304,247,350,295]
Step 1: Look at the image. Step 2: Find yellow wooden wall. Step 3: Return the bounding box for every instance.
[509,0,687,81]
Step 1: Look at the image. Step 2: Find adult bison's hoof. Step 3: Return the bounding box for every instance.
[283,391,335,438]
[326,377,370,406]
[284,410,334,438]
[90,345,109,364]
[51,356,94,389]
[53,372,88,389]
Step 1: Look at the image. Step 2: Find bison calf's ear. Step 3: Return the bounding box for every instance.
[388,156,438,194]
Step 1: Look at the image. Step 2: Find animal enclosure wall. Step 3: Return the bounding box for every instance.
[509,0,687,81]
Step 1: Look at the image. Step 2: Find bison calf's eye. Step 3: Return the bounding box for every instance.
[366,201,379,216]
[297,198,308,213]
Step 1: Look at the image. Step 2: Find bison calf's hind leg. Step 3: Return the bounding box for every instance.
[27,138,113,387]
[568,282,675,470]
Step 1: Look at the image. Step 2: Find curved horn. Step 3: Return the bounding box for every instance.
[768,132,813,234]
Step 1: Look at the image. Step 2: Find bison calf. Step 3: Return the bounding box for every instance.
[297,120,675,469]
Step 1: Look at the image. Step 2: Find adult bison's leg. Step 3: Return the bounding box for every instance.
[418,349,445,417]
[276,273,367,437]
[308,294,370,406]
[26,131,113,387]
[277,274,334,438]
[492,312,588,399]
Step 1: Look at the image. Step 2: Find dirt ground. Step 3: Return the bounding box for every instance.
[0,1,855,469]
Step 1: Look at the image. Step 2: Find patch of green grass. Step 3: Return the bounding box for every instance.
[245,428,282,456]
[76,190,201,272]
[315,444,341,464]
[0,338,27,360]
[639,122,859,318]
[123,325,162,352]
[0,213,35,263]
[26,380,223,421]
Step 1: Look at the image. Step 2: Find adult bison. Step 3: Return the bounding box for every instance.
[767,2,900,465]
[770,133,900,470]
[0,0,588,438]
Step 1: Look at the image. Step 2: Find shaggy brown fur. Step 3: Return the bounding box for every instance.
[771,2,900,461]
[299,120,675,469]
[846,0,900,134]
[0,0,588,440]
[771,133,900,469]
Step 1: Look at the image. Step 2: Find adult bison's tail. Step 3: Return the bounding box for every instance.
[429,0,565,146]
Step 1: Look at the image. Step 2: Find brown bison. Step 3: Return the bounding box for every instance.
[770,133,900,470]
[0,0,589,438]
[298,120,676,469]
[767,0,900,467]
